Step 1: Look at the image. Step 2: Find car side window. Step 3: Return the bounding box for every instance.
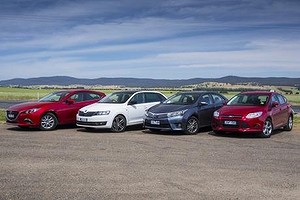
[129,93,144,104]
[201,94,212,105]
[270,95,280,107]
[84,93,101,101]
[212,94,225,104]
[145,93,164,103]
[276,94,286,105]
[182,95,196,104]
[69,93,84,102]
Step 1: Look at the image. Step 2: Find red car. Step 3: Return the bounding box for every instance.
[6,89,105,130]
[212,91,294,138]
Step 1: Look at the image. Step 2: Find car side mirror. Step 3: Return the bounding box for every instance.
[272,101,279,108]
[66,99,75,105]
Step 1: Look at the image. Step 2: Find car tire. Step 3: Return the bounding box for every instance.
[111,115,126,132]
[184,116,199,135]
[284,115,293,131]
[260,118,273,138]
[40,112,58,131]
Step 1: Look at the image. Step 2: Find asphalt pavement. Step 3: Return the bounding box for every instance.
[0,124,299,200]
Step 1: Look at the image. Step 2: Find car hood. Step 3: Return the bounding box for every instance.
[148,103,192,113]
[79,102,124,112]
[218,105,266,116]
[7,101,55,111]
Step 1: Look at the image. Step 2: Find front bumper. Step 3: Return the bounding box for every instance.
[6,111,40,128]
[144,116,185,131]
[212,117,264,133]
[76,114,113,128]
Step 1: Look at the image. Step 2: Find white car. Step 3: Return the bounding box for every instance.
[76,91,167,132]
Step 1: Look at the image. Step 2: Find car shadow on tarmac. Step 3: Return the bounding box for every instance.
[142,126,213,136]
[208,129,286,139]
[6,124,78,133]
[76,124,145,134]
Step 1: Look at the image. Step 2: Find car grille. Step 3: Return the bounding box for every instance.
[222,115,243,119]
[147,112,168,119]
[6,111,19,121]
[78,111,98,117]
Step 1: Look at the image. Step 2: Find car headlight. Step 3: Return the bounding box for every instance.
[94,111,110,115]
[246,111,263,119]
[213,111,220,118]
[167,109,187,118]
[25,108,40,114]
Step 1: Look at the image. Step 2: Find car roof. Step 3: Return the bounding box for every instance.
[239,91,275,95]
[54,89,105,95]
[177,91,219,94]
[112,90,163,94]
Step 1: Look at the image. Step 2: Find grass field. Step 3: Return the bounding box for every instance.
[0,87,299,103]
[0,109,4,122]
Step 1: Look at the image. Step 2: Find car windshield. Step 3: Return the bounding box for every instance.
[99,92,134,104]
[164,93,200,105]
[228,94,269,106]
[39,91,70,102]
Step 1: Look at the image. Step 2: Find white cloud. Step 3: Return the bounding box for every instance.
[0,0,300,80]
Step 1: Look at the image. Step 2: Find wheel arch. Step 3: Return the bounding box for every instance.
[41,111,60,124]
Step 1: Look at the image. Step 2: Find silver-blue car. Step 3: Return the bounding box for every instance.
[144,91,227,134]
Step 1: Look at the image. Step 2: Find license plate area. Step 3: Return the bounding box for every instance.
[151,120,160,125]
[79,117,88,122]
[224,120,237,125]
[8,114,15,118]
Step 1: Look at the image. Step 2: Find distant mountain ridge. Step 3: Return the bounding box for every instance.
[0,76,299,87]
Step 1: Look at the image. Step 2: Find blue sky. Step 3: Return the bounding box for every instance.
[1,0,300,80]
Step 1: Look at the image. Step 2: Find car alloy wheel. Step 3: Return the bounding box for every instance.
[40,113,58,131]
[184,116,199,135]
[261,119,273,138]
[111,115,126,132]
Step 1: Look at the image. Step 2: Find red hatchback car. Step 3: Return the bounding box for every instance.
[6,89,105,130]
[212,91,294,138]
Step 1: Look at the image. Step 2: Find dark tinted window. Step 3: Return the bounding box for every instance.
[145,93,165,103]
[129,93,144,104]
[69,93,83,102]
[84,93,102,101]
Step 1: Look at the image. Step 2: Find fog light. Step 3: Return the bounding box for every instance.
[253,124,261,129]
[96,122,107,126]
[24,118,33,124]
[241,122,249,128]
